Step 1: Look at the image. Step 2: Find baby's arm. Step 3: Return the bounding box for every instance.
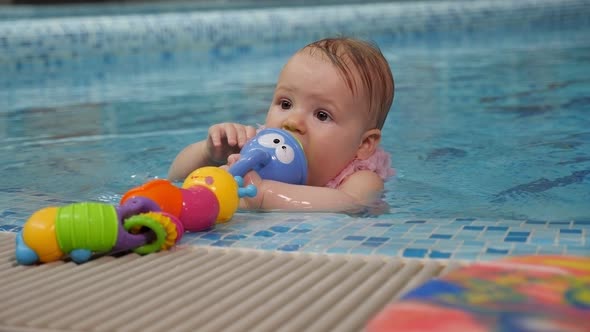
[168,123,256,181]
[241,170,385,213]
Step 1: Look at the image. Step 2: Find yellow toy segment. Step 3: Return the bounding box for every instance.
[128,212,178,250]
[22,206,64,263]
[182,167,239,223]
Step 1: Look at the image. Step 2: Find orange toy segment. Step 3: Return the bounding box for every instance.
[120,179,183,218]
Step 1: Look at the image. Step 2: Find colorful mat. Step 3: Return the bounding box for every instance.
[367,255,590,332]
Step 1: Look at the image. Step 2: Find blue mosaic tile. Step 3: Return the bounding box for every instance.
[471,220,497,226]
[366,236,389,242]
[223,234,247,240]
[278,244,301,252]
[430,234,453,239]
[270,226,291,233]
[526,220,547,225]
[452,219,475,225]
[504,237,528,243]
[508,231,530,237]
[211,240,235,247]
[253,230,275,238]
[560,229,582,234]
[486,248,510,255]
[291,228,311,233]
[403,248,428,258]
[200,233,223,241]
[405,220,426,224]
[429,250,452,259]
[486,226,509,232]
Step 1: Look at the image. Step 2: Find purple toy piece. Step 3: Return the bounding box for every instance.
[113,196,161,252]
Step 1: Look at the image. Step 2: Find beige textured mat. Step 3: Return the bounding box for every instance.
[0,232,462,332]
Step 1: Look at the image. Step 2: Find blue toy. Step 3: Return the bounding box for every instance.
[229,128,308,185]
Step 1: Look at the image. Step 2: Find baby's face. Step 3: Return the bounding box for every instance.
[265,50,372,186]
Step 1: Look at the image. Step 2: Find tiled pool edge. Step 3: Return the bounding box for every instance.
[183,214,589,261]
[1,189,588,261]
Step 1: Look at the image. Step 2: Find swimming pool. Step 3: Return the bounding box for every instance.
[1,0,589,261]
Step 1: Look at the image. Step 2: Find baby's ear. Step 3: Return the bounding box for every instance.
[356,129,381,160]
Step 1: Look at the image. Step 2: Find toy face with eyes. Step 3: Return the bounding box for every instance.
[229,128,308,185]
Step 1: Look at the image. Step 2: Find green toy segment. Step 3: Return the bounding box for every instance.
[55,203,119,254]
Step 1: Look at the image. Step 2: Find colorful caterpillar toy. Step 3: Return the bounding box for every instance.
[14,128,307,265]
[15,167,256,265]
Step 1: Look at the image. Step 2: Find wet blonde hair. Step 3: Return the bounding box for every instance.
[302,37,394,130]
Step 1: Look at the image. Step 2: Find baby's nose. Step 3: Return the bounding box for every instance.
[282,118,305,135]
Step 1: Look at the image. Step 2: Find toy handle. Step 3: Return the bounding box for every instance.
[228,149,270,178]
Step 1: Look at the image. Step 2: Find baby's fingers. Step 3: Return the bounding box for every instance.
[236,125,257,147]
[223,124,240,146]
[208,123,238,147]
[240,126,257,147]
[207,124,226,147]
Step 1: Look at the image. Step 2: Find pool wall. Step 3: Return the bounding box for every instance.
[1,0,589,261]
[1,0,589,75]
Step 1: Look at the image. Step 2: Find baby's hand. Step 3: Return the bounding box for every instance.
[206,123,256,165]
[218,154,239,172]
[223,153,264,209]
[226,153,241,167]
[239,169,264,210]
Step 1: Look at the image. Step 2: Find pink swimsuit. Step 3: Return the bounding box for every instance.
[325,147,395,188]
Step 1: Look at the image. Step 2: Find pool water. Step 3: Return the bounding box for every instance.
[1,0,589,260]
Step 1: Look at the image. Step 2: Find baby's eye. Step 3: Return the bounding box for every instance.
[280,100,292,110]
[315,111,331,122]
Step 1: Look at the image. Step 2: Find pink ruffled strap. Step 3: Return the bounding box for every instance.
[325,147,395,189]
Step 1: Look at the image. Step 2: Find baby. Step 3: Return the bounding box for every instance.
[169,37,395,212]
